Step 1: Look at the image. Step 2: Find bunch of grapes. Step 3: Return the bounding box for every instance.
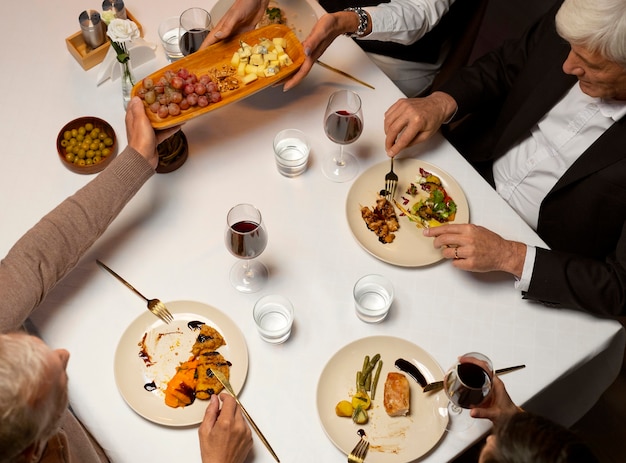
[136,68,222,118]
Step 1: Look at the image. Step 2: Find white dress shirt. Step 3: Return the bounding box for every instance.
[360,0,455,96]
[493,84,626,291]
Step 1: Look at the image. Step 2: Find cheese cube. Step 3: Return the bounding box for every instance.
[250,53,264,66]
[278,53,293,67]
[230,52,240,67]
[245,64,259,75]
[242,73,258,84]
[237,61,247,76]
[273,37,287,48]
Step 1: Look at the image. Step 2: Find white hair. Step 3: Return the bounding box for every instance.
[0,333,61,462]
[556,0,626,67]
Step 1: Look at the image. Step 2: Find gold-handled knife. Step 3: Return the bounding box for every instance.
[210,369,280,463]
[423,364,526,393]
[316,60,375,90]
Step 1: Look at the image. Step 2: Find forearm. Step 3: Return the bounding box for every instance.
[0,147,154,331]
[364,0,454,44]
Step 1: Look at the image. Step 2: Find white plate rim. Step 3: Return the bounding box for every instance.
[316,336,448,462]
[114,300,248,426]
[346,159,469,267]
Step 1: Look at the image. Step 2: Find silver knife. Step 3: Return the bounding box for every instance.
[210,369,280,463]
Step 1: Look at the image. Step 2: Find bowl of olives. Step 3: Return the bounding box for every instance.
[57,117,117,174]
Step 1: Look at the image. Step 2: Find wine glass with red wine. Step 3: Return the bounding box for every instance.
[443,352,493,432]
[322,90,363,182]
[179,7,212,56]
[224,204,268,293]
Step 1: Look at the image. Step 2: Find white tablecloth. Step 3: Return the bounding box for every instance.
[1,1,623,462]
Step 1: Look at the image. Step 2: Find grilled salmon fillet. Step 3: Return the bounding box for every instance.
[384,372,410,416]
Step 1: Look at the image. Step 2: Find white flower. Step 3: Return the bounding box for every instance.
[106,18,140,43]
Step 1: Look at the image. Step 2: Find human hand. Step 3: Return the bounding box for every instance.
[199,393,253,463]
[200,0,269,48]
[125,97,181,169]
[470,376,522,426]
[384,92,457,156]
[423,223,526,277]
[283,12,357,91]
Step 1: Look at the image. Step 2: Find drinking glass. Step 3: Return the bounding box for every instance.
[224,204,268,293]
[443,352,493,432]
[179,7,212,56]
[322,90,363,182]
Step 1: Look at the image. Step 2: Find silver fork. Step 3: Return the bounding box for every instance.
[347,435,370,463]
[96,260,174,324]
[384,157,398,201]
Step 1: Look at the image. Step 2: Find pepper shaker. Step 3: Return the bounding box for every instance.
[102,0,127,19]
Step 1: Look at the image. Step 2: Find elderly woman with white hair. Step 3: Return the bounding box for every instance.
[384,0,626,317]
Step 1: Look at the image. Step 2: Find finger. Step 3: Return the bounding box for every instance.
[283,58,314,91]
[199,394,221,435]
[218,391,238,417]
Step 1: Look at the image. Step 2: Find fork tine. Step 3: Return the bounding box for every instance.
[357,440,369,459]
[348,438,369,463]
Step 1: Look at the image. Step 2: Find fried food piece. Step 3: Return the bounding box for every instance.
[191,324,226,356]
[384,372,410,416]
[361,196,400,244]
[164,358,198,408]
[195,350,231,400]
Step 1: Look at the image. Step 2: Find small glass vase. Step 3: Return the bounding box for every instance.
[119,59,135,109]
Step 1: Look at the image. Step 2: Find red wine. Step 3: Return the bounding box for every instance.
[180,28,209,55]
[227,220,267,259]
[324,110,363,144]
[449,363,491,408]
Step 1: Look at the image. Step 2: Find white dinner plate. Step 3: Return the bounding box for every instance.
[114,300,248,426]
[317,336,448,462]
[346,159,469,267]
[210,0,319,41]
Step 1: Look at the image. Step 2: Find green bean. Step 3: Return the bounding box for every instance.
[370,360,383,399]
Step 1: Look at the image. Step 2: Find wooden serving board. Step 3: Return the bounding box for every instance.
[131,24,305,129]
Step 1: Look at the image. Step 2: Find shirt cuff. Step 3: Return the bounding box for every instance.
[514,245,535,292]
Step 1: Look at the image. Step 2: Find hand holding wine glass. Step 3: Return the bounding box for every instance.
[443,352,493,432]
[322,90,363,182]
[225,203,268,293]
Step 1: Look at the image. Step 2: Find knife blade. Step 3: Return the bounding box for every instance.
[423,364,527,393]
[210,369,280,463]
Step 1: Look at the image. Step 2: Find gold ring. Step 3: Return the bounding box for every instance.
[454,247,459,259]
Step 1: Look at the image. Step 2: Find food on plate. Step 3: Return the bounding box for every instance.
[334,353,383,424]
[395,167,457,228]
[360,196,400,243]
[164,358,198,408]
[230,36,294,84]
[258,5,286,27]
[195,350,231,400]
[383,372,410,416]
[191,324,226,356]
[335,400,353,417]
[164,323,230,408]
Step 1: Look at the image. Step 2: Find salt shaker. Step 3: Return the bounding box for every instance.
[79,10,106,50]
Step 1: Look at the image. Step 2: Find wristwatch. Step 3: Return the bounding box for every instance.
[344,7,368,38]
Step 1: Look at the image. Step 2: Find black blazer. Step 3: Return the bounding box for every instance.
[441,0,626,316]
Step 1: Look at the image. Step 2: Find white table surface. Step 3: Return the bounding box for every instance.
[2,1,624,462]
